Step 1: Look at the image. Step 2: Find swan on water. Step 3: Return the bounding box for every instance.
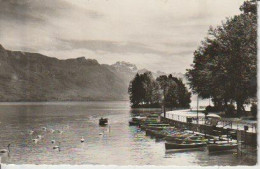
[42,127,47,131]
[57,130,63,134]
[99,132,104,136]
[53,145,59,149]
[37,135,42,139]
[0,144,10,154]
[49,129,55,133]
[29,130,34,135]
[53,142,60,151]
[81,137,85,143]
[32,138,39,143]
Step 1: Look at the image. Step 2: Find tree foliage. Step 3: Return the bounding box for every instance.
[186,0,257,116]
[128,72,191,108]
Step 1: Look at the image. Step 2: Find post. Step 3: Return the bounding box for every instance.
[163,105,166,118]
[197,95,199,124]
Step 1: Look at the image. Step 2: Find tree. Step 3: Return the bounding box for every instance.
[128,73,145,107]
[157,75,191,109]
[128,71,161,108]
[129,72,191,108]
[186,0,257,116]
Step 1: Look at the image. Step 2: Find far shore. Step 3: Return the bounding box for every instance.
[0,100,130,104]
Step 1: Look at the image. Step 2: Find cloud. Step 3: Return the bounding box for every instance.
[0,0,245,73]
[57,39,175,56]
[0,0,103,24]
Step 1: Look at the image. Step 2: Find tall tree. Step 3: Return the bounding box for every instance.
[128,73,145,107]
[186,0,257,116]
[157,75,191,109]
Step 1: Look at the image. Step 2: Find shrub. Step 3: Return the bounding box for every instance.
[205,105,220,112]
[225,104,236,117]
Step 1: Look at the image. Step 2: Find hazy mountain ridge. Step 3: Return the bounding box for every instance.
[138,68,186,83]
[0,45,131,101]
[0,44,186,101]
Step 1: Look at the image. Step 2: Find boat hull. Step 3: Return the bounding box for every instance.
[207,144,238,152]
[165,142,207,150]
[165,135,189,141]
[129,121,139,126]
[99,118,108,126]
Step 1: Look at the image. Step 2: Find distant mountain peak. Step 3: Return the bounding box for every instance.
[65,57,99,65]
[111,61,138,72]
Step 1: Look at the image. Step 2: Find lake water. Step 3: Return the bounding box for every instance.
[0,101,256,165]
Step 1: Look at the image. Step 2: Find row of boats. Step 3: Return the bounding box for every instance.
[129,114,238,153]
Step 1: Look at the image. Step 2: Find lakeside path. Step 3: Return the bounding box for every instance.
[164,109,257,133]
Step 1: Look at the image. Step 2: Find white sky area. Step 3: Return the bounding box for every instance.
[0,0,245,73]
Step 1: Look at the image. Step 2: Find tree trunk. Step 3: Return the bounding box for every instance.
[236,99,244,117]
[224,99,228,111]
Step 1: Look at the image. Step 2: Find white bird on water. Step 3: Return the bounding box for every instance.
[32,138,39,143]
[49,129,55,133]
[57,130,63,134]
[0,144,10,154]
[53,142,61,151]
[80,137,85,143]
[42,127,47,131]
[37,135,43,139]
[29,130,34,135]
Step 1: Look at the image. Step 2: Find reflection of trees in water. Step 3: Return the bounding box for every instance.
[129,108,161,117]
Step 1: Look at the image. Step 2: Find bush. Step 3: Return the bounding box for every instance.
[225,104,236,117]
[205,105,220,112]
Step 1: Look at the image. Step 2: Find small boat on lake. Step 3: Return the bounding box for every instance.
[165,142,207,150]
[164,134,191,142]
[132,116,146,121]
[147,114,160,118]
[174,136,208,144]
[146,129,168,138]
[129,120,139,126]
[207,143,238,152]
[129,116,146,126]
[145,126,175,131]
[99,118,108,126]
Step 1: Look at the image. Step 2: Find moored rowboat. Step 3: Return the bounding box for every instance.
[174,137,208,144]
[145,126,174,131]
[129,121,139,126]
[207,143,238,152]
[146,129,168,138]
[164,135,191,141]
[165,142,207,150]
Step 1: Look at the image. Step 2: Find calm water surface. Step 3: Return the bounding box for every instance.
[0,101,255,165]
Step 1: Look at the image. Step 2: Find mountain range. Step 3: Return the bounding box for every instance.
[0,44,185,101]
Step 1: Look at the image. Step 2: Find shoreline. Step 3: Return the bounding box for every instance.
[0,100,129,103]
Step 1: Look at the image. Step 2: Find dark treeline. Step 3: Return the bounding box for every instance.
[128,72,191,108]
[186,0,257,118]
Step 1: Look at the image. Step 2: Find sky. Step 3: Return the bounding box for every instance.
[0,0,245,73]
